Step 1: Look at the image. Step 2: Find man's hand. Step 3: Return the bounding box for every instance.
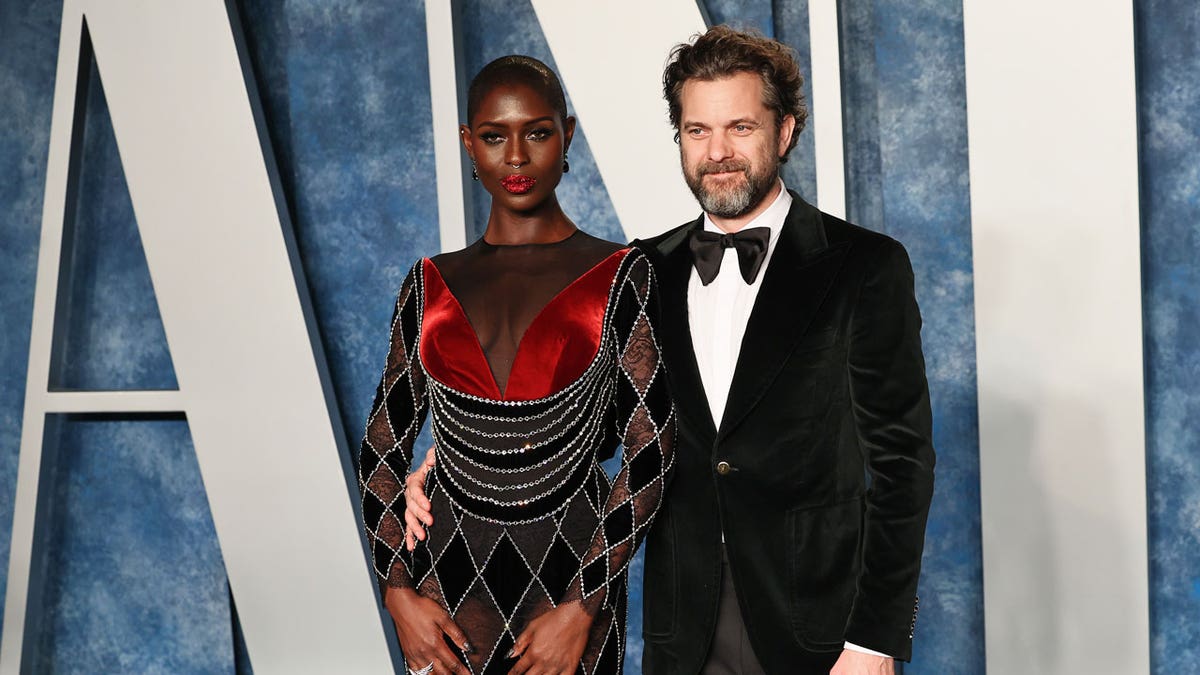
[830,649,894,675]
[404,445,437,551]
[384,586,471,674]
[508,601,593,675]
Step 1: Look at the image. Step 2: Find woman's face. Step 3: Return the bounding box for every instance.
[460,82,574,212]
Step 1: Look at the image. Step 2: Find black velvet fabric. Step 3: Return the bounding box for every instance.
[634,192,935,674]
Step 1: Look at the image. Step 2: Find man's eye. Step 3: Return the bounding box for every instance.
[687,128,706,137]
[734,124,750,133]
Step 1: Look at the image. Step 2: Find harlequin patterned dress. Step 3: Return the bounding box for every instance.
[358,241,675,675]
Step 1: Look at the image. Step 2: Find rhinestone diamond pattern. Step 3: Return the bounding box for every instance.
[358,249,675,674]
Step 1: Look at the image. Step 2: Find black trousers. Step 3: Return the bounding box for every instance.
[701,547,840,675]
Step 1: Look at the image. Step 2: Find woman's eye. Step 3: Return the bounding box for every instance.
[528,128,553,140]
[481,133,503,145]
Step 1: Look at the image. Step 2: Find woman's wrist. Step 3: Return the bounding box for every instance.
[384,584,419,608]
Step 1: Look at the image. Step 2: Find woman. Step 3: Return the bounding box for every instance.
[358,55,675,675]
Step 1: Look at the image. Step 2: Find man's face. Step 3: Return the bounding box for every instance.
[678,72,790,219]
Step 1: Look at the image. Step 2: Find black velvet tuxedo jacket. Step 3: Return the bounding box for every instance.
[634,193,936,674]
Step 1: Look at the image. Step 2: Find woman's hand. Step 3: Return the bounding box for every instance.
[384,585,471,674]
[404,446,437,551]
[509,601,593,675]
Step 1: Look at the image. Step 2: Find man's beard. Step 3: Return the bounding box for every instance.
[684,151,779,219]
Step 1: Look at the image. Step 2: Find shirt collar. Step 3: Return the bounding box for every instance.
[702,178,792,246]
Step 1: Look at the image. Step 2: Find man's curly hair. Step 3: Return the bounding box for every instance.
[663,26,808,162]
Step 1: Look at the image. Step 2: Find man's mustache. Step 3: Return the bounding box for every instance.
[696,160,750,177]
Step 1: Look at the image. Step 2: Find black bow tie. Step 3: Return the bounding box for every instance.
[688,226,771,286]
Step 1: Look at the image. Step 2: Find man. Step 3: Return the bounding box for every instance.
[634,27,935,675]
[405,26,935,675]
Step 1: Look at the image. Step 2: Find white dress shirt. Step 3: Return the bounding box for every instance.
[687,181,791,429]
[686,181,890,660]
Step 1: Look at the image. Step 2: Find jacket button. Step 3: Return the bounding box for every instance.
[716,461,732,476]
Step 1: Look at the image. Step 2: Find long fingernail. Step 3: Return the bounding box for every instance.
[463,641,474,654]
[505,648,514,659]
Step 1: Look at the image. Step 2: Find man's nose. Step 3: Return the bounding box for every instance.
[706,133,733,162]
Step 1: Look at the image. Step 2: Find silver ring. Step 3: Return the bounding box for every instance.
[408,662,434,675]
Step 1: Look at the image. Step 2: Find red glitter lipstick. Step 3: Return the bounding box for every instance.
[501,174,536,194]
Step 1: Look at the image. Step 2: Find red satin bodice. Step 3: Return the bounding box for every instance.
[420,249,628,401]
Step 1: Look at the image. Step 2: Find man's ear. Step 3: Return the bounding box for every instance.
[777,114,796,157]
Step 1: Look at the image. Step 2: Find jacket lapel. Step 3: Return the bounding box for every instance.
[648,219,718,440]
[718,195,848,438]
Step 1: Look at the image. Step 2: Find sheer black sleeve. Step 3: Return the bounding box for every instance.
[564,250,677,614]
[358,262,428,589]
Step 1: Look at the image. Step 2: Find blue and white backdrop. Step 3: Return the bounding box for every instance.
[1,1,1197,673]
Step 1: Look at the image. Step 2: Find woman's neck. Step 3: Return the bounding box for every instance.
[483,196,576,245]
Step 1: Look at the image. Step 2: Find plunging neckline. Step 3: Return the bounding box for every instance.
[422,249,628,400]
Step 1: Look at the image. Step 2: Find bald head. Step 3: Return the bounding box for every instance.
[466,55,568,127]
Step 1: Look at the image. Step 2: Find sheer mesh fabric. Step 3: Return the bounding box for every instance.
[358,237,676,675]
[359,272,425,589]
[562,262,675,617]
[430,230,623,395]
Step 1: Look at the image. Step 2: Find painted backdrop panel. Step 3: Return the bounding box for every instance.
[1,0,1198,673]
